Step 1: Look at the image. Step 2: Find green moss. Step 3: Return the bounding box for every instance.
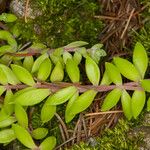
[11,0,104,48]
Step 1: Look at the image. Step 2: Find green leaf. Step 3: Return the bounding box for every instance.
[85,56,100,85]
[68,90,97,119]
[0,45,14,56]
[39,136,56,150]
[0,116,16,128]
[12,124,37,149]
[0,129,16,143]
[101,88,122,111]
[0,13,17,22]
[0,67,7,85]
[73,51,82,65]
[63,51,72,64]
[0,64,20,85]
[47,86,77,105]
[31,128,48,140]
[3,90,14,115]
[23,56,34,72]
[100,70,112,85]
[0,86,6,96]
[11,64,35,86]
[66,58,80,83]
[41,100,56,123]
[133,42,148,78]
[113,57,141,81]
[131,90,146,119]
[105,62,122,85]
[141,79,150,92]
[15,104,28,128]
[37,58,52,81]
[121,90,132,120]
[65,41,88,48]
[32,53,48,73]
[15,89,51,106]
[147,97,150,111]
[50,61,64,82]
[65,91,79,123]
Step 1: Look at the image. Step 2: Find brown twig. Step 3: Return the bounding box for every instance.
[24,0,30,23]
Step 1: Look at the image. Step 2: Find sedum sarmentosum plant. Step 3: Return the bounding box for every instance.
[0,14,150,149]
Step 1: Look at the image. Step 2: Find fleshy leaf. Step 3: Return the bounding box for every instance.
[65,41,88,48]
[31,128,48,140]
[131,90,145,119]
[32,53,48,73]
[63,51,72,64]
[37,58,52,81]
[105,62,122,85]
[47,86,77,105]
[0,86,6,96]
[101,88,122,111]
[73,51,82,65]
[50,61,64,82]
[100,70,112,85]
[39,136,56,150]
[141,79,150,92]
[11,64,35,86]
[23,56,34,72]
[0,67,7,85]
[0,116,16,128]
[15,104,28,128]
[133,42,148,78]
[67,90,97,120]
[0,13,17,22]
[66,58,80,83]
[121,90,132,120]
[41,100,56,123]
[15,89,51,106]
[12,124,37,149]
[147,97,150,111]
[85,56,100,85]
[113,57,141,81]
[0,129,16,143]
[0,64,20,85]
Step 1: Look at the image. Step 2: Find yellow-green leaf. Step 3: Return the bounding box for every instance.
[63,51,72,64]
[31,128,48,140]
[85,56,100,85]
[101,88,122,111]
[15,104,28,128]
[50,61,64,82]
[41,100,56,123]
[147,97,150,111]
[37,58,52,81]
[47,86,77,105]
[113,57,141,81]
[15,89,51,106]
[73,51,82,65]
[0,86,6,96]
[0,64,20,85]
[0,67,7,85]
[133,42,148,78]
[65,41,88,48]
[121,90,132,120]
[141,79,150,92]
[105,62,122,85]
[11,64,35,86]
[23,56,34,72]
[66,58,80,83]
[32,53,48,73]
[39,136,56,150]
[12,124,37,149]
[0,116,16,128]
[100,70,112,85]
[131,90,145,119]
[0,129,16,143]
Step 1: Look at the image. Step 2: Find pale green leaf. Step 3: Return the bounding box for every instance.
[65,41,88,48]
[105,62,122,85]
[85,56,100,85]
[131,90,146,119]
[0,129,16,143]
[66,58,80,83]
[11,64,35,86]
[47,86,77,105]
[73,51,82,65]
[63,51,72,64]
[39,136,56,150]
[113,57,141,81]
[15,104,28,128]
[133,42,148,78]
[101,88,122,111]
[121,90,132,120]
[147,97,150,111]
[141,79,150,92]
[0,86,6,96]
[12,124,37,149]
[0,67,7,85]
[23,56,34,72]
[0,116,16,128]
[31,128,48,140]
[15,89,51,106]
[37,58,52,81]
[100,70,112,85]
